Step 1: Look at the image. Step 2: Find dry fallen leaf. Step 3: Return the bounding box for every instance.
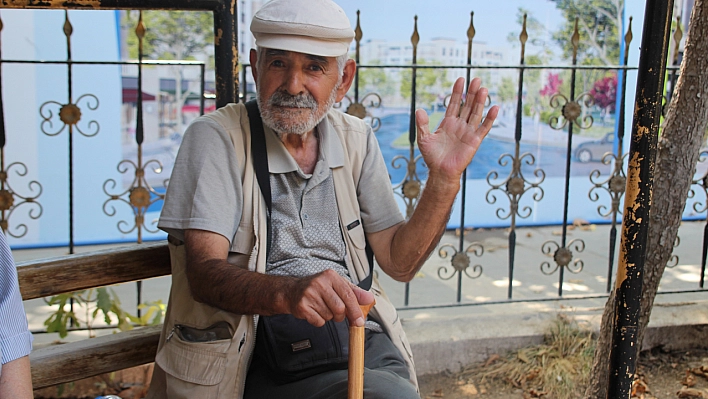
[692,366,708,379]
[525,368,540,381]
[570,218,596,231]
[631,375,649,396]
[677,387,707,398]
[459,383,479,395]
[683,370,698,387]
[528,388,547,398]
[517,350,530,364]
[483,354,500,367]
[429,388,444,398]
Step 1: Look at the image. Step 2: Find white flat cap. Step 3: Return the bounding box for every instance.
[250,0,354,57]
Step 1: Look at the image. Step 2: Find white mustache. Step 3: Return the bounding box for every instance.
[268,91,317,109]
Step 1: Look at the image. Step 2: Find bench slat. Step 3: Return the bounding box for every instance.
[30,325,163,390]
[18,242,172,300]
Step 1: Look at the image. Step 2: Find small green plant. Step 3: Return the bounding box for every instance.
[134,300,166,326]
[44,288,165,338]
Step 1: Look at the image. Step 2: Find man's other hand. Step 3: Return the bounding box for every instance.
[415,77,499,182]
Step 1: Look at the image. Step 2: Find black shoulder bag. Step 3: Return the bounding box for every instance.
[244,100,374,383]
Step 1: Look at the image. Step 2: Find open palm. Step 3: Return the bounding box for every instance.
[416,77,499,181]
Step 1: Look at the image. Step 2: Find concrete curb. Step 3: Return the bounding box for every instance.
[404,299,708,376]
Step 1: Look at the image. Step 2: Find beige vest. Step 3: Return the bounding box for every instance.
[146,104,417,399]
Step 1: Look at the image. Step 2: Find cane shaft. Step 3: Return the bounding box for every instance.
[348,301,374,399]
[348,325,366,399]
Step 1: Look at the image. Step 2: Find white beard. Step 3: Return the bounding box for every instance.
[256,82,339,136]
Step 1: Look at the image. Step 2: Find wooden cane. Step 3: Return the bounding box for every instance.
[348,300,375,399]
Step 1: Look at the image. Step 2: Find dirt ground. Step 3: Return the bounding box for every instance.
[33,348,708,399]
[418,348,708,399]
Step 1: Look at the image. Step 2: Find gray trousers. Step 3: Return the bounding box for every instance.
[243,330,420,399]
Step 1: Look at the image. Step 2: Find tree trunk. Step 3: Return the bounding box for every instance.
[585,1,708,397]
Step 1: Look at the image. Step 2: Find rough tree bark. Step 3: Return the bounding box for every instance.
[585,1,708,397]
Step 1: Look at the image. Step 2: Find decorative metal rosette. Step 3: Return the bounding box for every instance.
[437,241,483,280]
[540,238,585,275]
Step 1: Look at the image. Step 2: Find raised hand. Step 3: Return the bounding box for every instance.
[415,77,499,182]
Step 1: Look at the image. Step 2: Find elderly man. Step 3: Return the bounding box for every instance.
[147,0,498,398]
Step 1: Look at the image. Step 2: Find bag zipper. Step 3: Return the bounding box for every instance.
[239,315,258,395]
[165,325,181,342]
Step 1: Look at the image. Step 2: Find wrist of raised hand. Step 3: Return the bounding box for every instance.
[425,170,462,194]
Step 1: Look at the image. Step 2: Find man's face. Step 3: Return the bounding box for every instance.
[253,49,341,136]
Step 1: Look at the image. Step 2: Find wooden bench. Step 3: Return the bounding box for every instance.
[17,242,172,390]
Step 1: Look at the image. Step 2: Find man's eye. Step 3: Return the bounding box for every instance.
[309,65,324,72]
[270,60,285,67]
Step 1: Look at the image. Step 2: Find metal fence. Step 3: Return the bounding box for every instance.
[2,4,706,322]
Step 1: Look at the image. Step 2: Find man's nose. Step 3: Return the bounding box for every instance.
[282,68,306,96]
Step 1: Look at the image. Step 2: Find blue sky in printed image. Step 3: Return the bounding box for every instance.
[335,0,564,49]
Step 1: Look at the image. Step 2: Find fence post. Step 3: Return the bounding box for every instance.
[213,0,237,106]
[607,0,674,397]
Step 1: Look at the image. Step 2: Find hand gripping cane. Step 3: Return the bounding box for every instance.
[348,300,375,399]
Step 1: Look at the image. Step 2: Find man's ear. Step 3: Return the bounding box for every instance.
[335,59,356,102]
[250,49,258,83]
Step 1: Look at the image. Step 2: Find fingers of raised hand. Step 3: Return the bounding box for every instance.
[456,94,498,150]
[445,77,466,118]
[415,109,431,142]
[468,86,488,127]
[459,78,482,122]
[476,105,500,141]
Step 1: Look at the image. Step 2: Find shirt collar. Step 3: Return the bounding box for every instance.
[263,113,345,173]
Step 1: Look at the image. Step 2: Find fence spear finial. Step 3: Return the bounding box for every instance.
[411,15,419,63]
[571,17,580,64]
[519,14,528,64]
[63,10,73,38]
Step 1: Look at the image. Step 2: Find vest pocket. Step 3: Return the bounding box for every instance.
[344,219,367,249]
[155,323,232,399]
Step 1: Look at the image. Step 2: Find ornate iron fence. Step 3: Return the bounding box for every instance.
[2,4,705,319]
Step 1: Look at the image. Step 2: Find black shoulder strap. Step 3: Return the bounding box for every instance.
[359,244,374,290]
[244,100,374,290]
[245,100,272,256]
[245,100,271,214]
